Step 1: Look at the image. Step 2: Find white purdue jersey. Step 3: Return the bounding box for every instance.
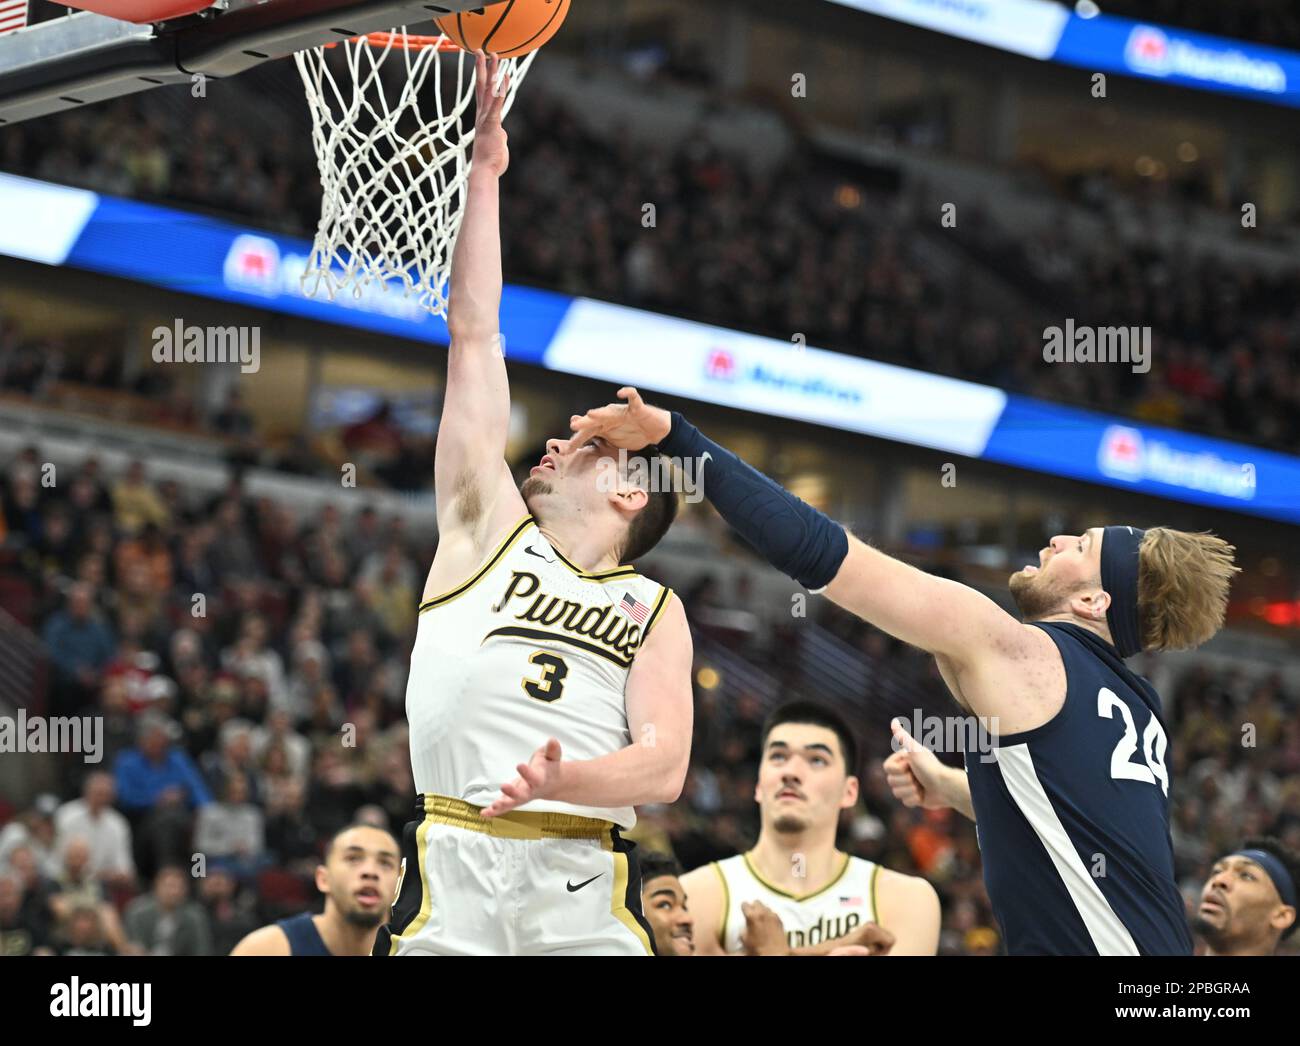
[405,514,672,830]
[713,852,880,953]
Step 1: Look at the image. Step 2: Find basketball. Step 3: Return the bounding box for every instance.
[436,0,570,58]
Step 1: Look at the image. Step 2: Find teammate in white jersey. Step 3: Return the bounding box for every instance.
[379,54,694,957]
[681,702,940,955]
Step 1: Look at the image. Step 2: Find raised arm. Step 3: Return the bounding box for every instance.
[432,53,527,576]
[569,389,1029,669]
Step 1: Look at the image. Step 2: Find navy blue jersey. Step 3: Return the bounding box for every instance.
[276,912,332,956]
[964,622,1192,955]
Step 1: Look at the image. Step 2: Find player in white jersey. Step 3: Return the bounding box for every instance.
[378,54,694,957]
[681,702,940,955]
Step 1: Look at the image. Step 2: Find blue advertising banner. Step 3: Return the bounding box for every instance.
[63,189,570,366]
[985,396,1300,522]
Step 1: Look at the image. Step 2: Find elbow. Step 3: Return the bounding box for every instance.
[655,757,689,805]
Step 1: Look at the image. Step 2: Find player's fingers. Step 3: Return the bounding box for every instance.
[882,750,909,772]
[517,762,542,787]
[891,718,921,753]
[828,945,872,956]
[568,418,599,449]
[544,737,562,760]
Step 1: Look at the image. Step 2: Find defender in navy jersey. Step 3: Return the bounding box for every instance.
[571,392,1240,956]
[230,825,399,956]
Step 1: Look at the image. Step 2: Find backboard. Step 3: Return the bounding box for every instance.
[0,0,494,124]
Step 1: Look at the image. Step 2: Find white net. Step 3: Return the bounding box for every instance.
[294,31,536,317]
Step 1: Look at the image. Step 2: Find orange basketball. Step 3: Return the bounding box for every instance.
[436,0,570,59]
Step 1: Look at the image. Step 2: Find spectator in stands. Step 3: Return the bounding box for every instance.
[48,836,131,954]
[221,614,289,715]
[111,460,169,537]
[200,719,261,803]
[197,866,258,956]
[53,772,136,891]
[56,904,116,957]
[193,773,267,880]
[112,713,213,814]
[41,581,116,713]
[0,871,53,957]
[252,707,311,784]
[0,797,61,879]
[264,776,321,876]
[123,866,212,956]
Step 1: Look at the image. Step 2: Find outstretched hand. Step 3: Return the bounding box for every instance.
[570,387,673,452]
[883,719,951,810]
[481,738,563,818]
[472,51,510,178]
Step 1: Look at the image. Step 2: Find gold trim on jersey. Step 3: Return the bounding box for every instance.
[419,794,616,841]
[869,862,880,922]
[741,850,852,902]
[712,861,731,948]
[604,836,655,955]
[640,587,673,639]
[419,515,534,613]
[485,625,634,669]
[550,543,638,582]
[388,815,433,955]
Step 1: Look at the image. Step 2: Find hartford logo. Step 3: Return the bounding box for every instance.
[1125,25,1287,94]
[1098,425,1257,500]
[702,347,863,404]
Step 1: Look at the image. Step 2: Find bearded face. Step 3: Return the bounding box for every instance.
[1008,565,1086,620]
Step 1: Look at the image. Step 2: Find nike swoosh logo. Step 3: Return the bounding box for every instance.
[524,546,553,562]
[566,874,603,893]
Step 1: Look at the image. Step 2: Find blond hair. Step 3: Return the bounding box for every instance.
[1138,528,1240,652]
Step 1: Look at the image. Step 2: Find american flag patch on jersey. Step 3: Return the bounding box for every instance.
[0,1,27,35]
[839,896,863,906]
[620,592,650,625]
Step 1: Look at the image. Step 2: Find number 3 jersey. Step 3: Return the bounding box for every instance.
[405,515,673,830]
[964,621,1192,956]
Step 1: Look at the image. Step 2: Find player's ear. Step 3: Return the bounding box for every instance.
[841,774,860,809]
[315,863,330,895]
[1072,586,1110,623]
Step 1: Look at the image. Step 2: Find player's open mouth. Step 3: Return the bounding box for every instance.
[355,888,382,906]
[531,456,557,475]
[1199,894,1226,913]
[776,789,803,800]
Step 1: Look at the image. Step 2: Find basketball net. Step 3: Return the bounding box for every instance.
[294,31,537,317]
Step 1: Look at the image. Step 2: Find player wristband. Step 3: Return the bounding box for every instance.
[658,411,849,591]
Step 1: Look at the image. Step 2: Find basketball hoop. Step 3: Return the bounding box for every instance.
[294,30,537,317]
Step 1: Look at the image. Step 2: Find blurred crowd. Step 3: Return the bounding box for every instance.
[2,451,1296,955]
